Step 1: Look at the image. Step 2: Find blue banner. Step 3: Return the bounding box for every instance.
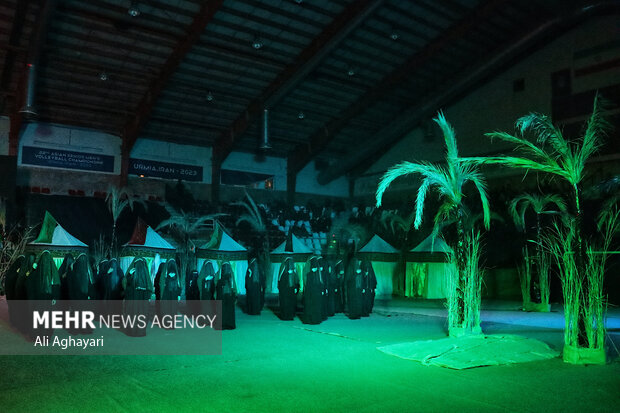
[21,146,115,172]
[129,158,203,182]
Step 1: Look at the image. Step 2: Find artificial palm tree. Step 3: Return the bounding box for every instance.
[376,111,491,336]
[470,95,609,267]
[232,192,271,280]
[378,209,415,248]
[509,193,566,310]
[157,205,222,296]
[466,95,611,359]
[106,185,143,256]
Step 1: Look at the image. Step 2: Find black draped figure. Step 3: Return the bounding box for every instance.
[361,261,370,317]
[95,259,110,300]
[199,261,217,317]
[278,257,299,320]
[185,269,201,315]
[216,262,236,330]
[159,259,181,328]
[186,269,200,300]
[68,253,95,333]
[362,260,377,314]
[58,254,74,301]
[67,253,93,300]
[104,258,124,317]
[124,258,153,337]
[154,262,165,301]
[345,258,363,319]
[5,255,25,327]
[28,251,61,337]
[199,261,216,300]
[245,258,262,315]
[259,253,267,309]
[317,257,329,320]
[102,258,124,301]
[302,257,323,325]
[28,251,61,301]
[12,255,33,334]
[333,260,345,313]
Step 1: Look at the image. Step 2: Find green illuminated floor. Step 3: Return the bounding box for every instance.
[1,299,619,412]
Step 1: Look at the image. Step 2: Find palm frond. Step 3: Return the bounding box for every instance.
[376,161,434,207]
[517,112,569,156]
[540,194,567,215]
[581,93,611,163]
[414,179,431,229]
[464,156,569,180]
[470,175,491,230]
[231,192,264,231]
[432,201,456,239]
[509,196,529,231]
[236,213,266,233]
[434,111,458,162]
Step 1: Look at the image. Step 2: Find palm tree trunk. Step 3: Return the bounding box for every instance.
[573,185,588,346]
[532,213,542,303]
[111,221,117,259]
[455,209,466,328]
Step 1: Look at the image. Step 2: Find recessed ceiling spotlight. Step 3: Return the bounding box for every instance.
[128,1,140,17]
[252,35,263,50]
[206,91,214,101]
[298,111,305,120]
[99,72,108,81]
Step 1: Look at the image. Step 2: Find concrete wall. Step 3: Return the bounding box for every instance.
[222,151,287,191]
[296,160,349,197]
[355,15,620,196]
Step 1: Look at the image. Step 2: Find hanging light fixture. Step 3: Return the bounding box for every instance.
[252,34,263,50]
[260,108,272,149]
[297,111,305,120]
[128,1,140,17]
[347,66,355,76]
[206,91,214,102]
[99,72,108,81]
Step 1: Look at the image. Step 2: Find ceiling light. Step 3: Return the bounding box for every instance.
[99,72,108,81]
[294,0,303,4]
[298,111,305,120]
[206,91,214,102]
[390,31,399,41]
[252,35,263,50]
[128,1,140,17]
[347,67,355,76]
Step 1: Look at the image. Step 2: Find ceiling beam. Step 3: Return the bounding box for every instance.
[120,0,223,183]
[211,0,385,165]
[317,1,620,184]
[287,0,509,176]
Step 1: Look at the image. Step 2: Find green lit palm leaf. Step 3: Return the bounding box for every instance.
[376,111,490,236]
[475,94,609,190]
[232,192,265,233]
[509,193,567,231]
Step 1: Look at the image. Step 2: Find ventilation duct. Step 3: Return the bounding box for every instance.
[260,108,271,150]
[19,0,57,118]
